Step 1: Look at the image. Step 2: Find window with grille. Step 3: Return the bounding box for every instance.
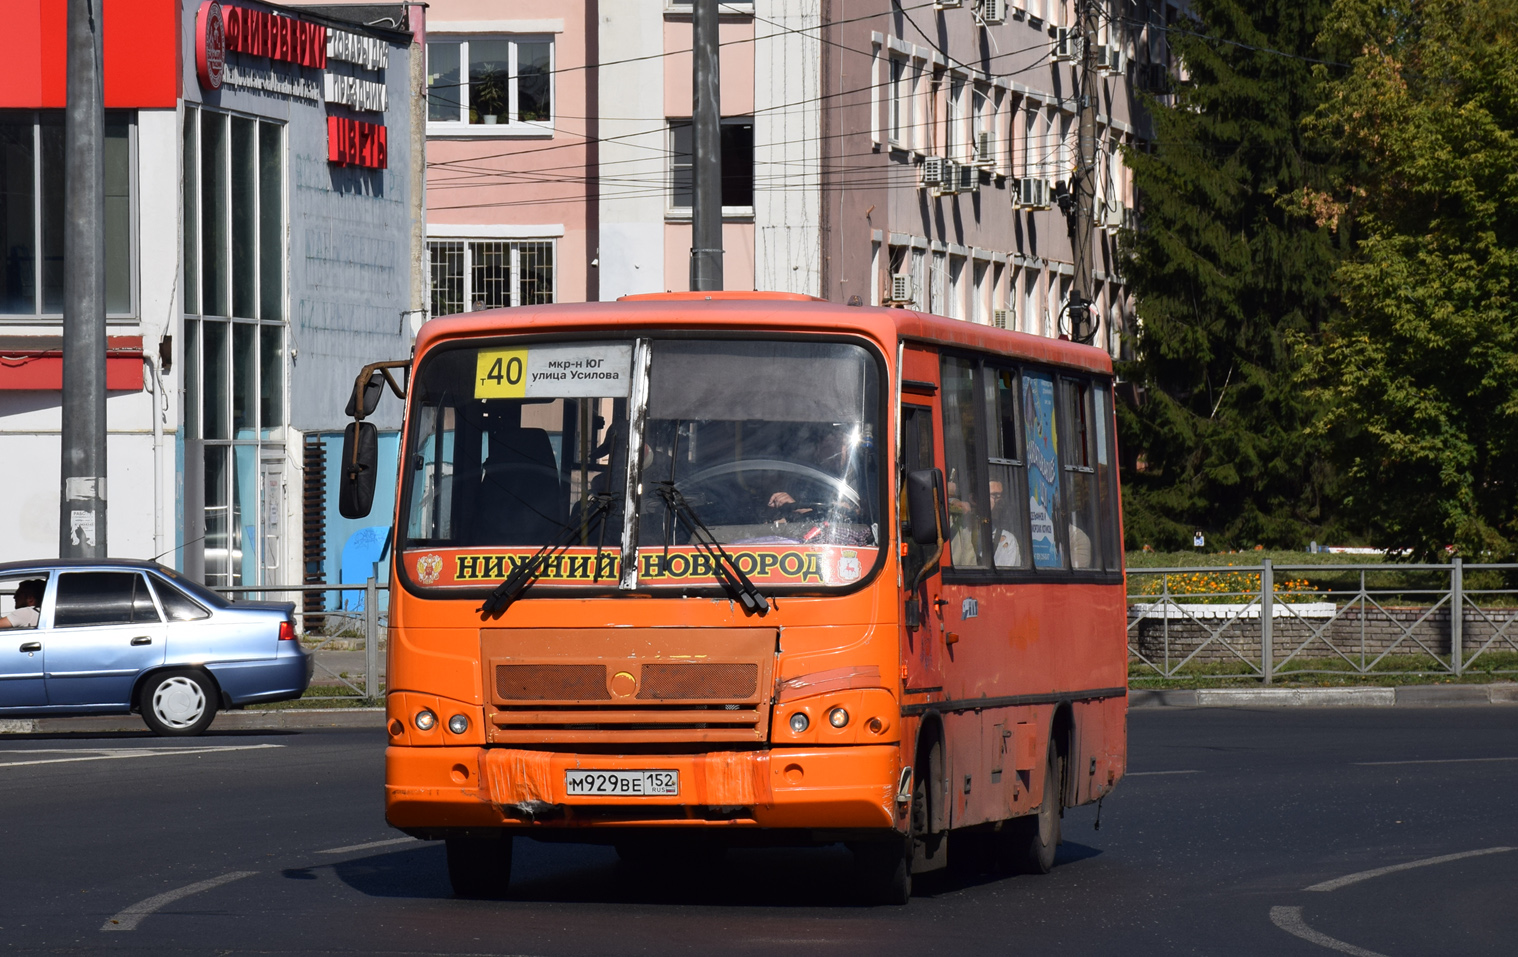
[426,239,555,317]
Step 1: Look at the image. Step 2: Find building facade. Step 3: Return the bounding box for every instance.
[420,0,1164,359]
[0,0,425,600]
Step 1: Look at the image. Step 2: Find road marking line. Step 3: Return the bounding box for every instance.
[1126,769,1200,776]
[1269,906,1387,957]
[1355,756,1518,766]
[101,871,257,931]
[1304,846,1515,892]
[317,836,419,854]
[0,744,282,768]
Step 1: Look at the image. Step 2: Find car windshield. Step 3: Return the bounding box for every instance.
[398,337,882,591]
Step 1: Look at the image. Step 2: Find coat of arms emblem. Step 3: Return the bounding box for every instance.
[415,553,443,585]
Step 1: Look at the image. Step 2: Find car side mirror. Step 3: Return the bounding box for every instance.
[339,422,379,519]
[905,468,944,546]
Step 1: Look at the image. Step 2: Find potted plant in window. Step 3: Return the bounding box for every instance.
[474,69,506,124]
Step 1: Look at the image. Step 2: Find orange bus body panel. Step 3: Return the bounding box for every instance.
[384,297,1126,841]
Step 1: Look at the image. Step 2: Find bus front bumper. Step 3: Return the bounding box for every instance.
[385,745,901,832]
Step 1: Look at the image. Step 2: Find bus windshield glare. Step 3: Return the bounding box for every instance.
[399,337,882,591]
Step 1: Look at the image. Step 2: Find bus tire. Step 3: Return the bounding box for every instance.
[851,837,911,905]
[445,835,513,899]
[1001,745,1062,875]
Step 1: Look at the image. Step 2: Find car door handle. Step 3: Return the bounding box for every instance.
[19,642,41,653]
[131,636,153,646]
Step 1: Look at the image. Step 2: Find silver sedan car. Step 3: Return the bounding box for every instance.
[0,560,311,735]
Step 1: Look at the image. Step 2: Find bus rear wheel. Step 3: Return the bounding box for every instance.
[445,835,513,899]
[998,746,1062,875]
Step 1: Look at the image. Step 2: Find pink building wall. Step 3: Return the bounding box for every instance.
[423,0,594,303]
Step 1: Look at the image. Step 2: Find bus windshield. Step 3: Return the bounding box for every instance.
[399,337,883,591]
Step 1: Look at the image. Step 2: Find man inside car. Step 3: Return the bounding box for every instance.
[0,579,45,629]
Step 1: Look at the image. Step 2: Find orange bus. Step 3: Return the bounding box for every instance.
[340,292,1127,903]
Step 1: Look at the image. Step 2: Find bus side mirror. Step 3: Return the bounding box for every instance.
[346,371,385,418]
[339,422,379,519]
[905,468,944,546]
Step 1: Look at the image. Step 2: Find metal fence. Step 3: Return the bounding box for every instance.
[1128,559,1518,682]
[216,579,388,702]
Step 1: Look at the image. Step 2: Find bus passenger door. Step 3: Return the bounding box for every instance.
[899,402,944,697]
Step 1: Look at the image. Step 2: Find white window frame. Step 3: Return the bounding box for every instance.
[425,35,555,137]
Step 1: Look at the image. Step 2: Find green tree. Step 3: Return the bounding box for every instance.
[1303,0,1518,560]
[1118,0,1346,551]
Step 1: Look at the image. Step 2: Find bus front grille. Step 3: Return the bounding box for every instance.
[497,664,611,701]
[481,627,778,745]
[636,662,758,700]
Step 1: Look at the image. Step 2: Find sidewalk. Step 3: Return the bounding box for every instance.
[0,708,385,735]
[1130,683,1518,709]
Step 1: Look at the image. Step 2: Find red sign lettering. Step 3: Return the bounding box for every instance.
[217,3,327,71]
[327,116,388,169]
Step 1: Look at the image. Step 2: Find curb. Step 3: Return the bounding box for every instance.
[1130,684,1518,709]
[0,708,385,735]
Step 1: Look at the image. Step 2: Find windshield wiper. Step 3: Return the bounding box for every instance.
[654,482,770,617]
[479,493,614,617]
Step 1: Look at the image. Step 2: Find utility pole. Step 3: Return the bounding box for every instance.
[1070,0,1099,343]
[689,0,723,291]
[61,0,108,558]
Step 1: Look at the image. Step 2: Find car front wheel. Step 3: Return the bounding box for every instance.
[141,670,217,736]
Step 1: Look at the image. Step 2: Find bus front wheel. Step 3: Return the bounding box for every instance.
[445,835,513,899]
[850,837,911,905]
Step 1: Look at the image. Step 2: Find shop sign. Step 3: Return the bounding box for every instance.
[328,116,388,169]
[222,4,328,69]
[324,73,388,112]
[195,2,227,90]
[327,30,389,71]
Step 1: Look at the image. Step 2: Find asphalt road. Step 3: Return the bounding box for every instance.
[4,707,1517,956]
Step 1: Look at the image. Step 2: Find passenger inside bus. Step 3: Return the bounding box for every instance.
[990,479,1024,568]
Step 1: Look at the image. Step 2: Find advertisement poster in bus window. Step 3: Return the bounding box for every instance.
[1023,371,1062,568]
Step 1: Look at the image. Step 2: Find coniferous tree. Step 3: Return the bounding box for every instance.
[1117,0,1345,550]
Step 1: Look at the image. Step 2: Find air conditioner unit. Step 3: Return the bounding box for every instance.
[939,161,962,195]
[1016,177,1050,209]
[977,0,1007,24]
[993,308,1012,329]
[955,162,979,193]
[1095,44,1113,71]
[890,274,915,304]
[1053,28,1077,62]
[1104,199,1126,229]
[975,130,995,167]
[921,155,947,188]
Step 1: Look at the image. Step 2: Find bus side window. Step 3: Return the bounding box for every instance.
[1022,370,1065,569]
[985,365,1030,569]
[1060,377,1100,570]
[940,356,989,569]
[1093,381,1122,569]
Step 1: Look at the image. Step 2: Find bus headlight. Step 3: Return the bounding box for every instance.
[414,709,437,731]
[828,707,850,728]
[447,714,469,734]
[789,712,810,733]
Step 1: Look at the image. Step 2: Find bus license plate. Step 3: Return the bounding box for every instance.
[564,769,679,797]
